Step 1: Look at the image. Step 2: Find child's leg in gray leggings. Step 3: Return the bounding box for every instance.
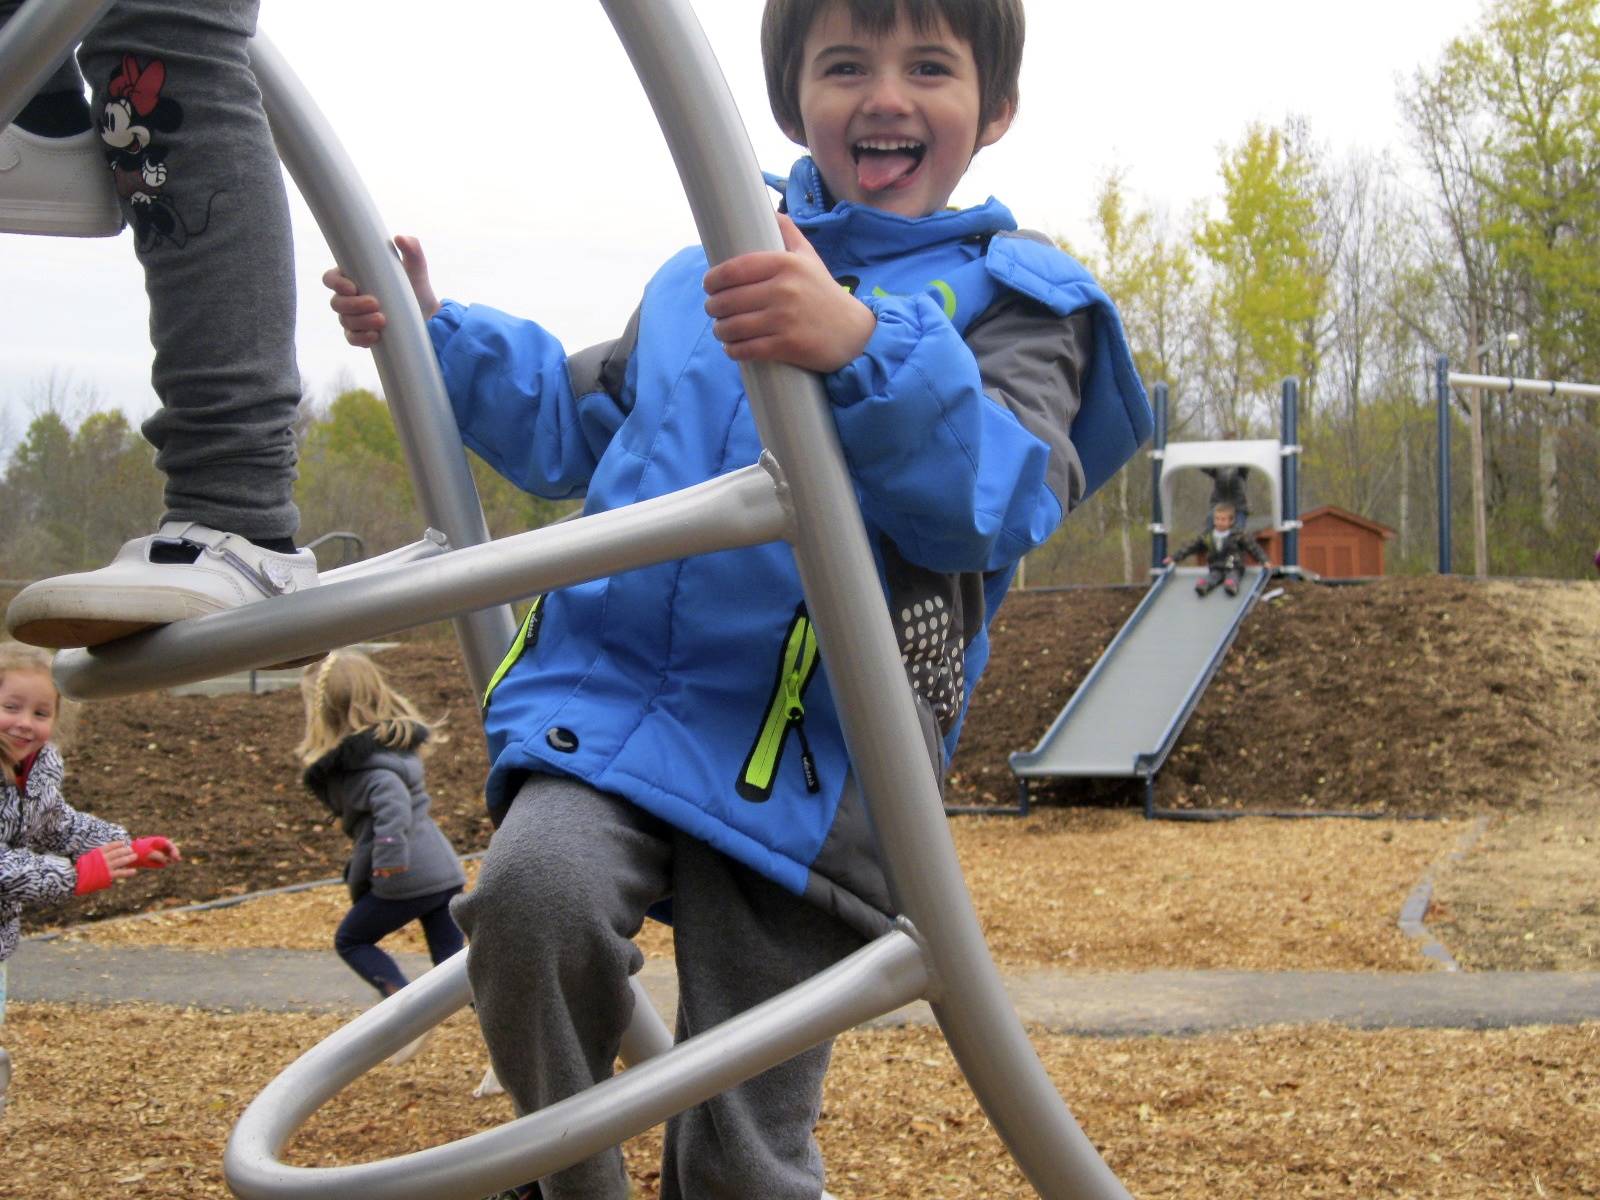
[452,775,862,1199]
[1,0,302,543]
[660,826,863,1200]
[452,778,671,1198]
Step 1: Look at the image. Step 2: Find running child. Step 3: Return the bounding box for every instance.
[0,642,180,1116]
[295,650,466,1060]
[324,0,1150,1194]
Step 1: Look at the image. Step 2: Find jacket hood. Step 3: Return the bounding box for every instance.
[302,724,429,797]
[766,156,1016,268]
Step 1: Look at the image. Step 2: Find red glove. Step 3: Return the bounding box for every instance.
[131,836,177,868]
[73,848,113,895]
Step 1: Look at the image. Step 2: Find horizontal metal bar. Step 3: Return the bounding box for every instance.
[317,532,448,583]
[1447,372,1600,401]
[54,463,790,699]
[225,928,929,1200]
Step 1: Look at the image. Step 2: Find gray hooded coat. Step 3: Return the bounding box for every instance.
[302,727,466,902]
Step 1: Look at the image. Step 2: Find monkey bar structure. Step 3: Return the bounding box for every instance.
[1433,358,1600,574]
[0,1,1131,1197]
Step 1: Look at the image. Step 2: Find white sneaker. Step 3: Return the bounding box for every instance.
[5,521,320,651]
[386,1027,435,1068]
[0,124,123,238]
[473,1064,505,1098]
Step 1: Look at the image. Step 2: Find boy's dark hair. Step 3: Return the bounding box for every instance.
[1213,501,1237,517]
[762,0,1025,142]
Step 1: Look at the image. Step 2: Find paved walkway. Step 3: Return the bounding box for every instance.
[12,940,1598,1035]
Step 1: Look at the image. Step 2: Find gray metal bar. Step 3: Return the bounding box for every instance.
[316,532,446,583]
[600,1,1128,1196]
[0,0,113,130]
[225,929,929,1200]
[250,34,511,697]
[1149,382,1168,570]
[53,463,790,699]
[1280,379,1299,571]
[1447,370,1600,401]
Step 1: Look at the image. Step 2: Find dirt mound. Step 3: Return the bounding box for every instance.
[953,576,1600,815]
[24,576,1600,932]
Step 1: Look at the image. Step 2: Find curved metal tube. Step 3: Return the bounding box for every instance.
[250,32,512,695]
[217,0,1129,1196]
[225,931,929,1199]
[601,1,1128,1195]
[0,0,114,129]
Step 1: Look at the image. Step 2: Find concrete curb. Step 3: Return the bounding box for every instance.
[1397,815,1491,971]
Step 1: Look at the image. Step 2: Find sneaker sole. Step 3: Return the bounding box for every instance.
[7,588,324,672]
[7,584,228,647]
[0,200,124,238]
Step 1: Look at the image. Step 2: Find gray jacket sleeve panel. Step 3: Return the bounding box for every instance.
[356,769,414,874]
[565,305,642,404]
[965,296,1093,513]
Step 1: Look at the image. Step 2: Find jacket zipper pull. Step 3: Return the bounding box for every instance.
[792,718,820,793]
[782,664,819,794]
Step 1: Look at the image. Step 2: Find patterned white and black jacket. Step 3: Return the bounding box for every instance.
[0,743,127,962]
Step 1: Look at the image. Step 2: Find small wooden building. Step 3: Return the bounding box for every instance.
[1256,504,1395,578]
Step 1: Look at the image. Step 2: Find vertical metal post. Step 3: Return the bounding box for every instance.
[1150,382,1168,570]
[1280,378,1300,572]
[1435,354,1452,574]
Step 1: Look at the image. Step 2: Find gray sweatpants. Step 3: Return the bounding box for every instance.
[451,775,865,1199]
[4,0,301,541]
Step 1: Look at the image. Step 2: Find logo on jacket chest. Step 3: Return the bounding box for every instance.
[833,274,958,320]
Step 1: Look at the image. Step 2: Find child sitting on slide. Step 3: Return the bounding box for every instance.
[1165,501,1270,597]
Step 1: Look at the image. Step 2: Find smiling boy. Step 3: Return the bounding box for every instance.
[325,2,1148,1196]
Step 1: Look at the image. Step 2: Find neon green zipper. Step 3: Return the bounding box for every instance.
[737,608,821,801]
[482,597,544,709]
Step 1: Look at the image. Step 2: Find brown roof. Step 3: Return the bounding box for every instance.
[1298,504,1396,538]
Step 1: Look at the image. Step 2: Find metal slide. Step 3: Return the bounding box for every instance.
[1010,565,1270,812]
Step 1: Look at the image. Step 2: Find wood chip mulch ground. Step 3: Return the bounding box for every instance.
[1,1003,1594,1199]
[9,577,1600,1198]
[46,808,1457,973]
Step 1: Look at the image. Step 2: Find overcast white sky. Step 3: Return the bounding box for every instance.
[3,0,1478,430]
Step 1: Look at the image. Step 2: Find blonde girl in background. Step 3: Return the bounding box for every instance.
[297,651,466,1062]
[0,643,180,1117]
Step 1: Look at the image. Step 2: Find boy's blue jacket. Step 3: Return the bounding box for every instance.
[430,158,1150,933]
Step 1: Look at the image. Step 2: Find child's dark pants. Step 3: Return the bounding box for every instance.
[1195,563,1245,596]
[335,886,464,996]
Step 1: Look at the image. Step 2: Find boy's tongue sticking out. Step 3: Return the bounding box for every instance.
[854,142,923,193]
